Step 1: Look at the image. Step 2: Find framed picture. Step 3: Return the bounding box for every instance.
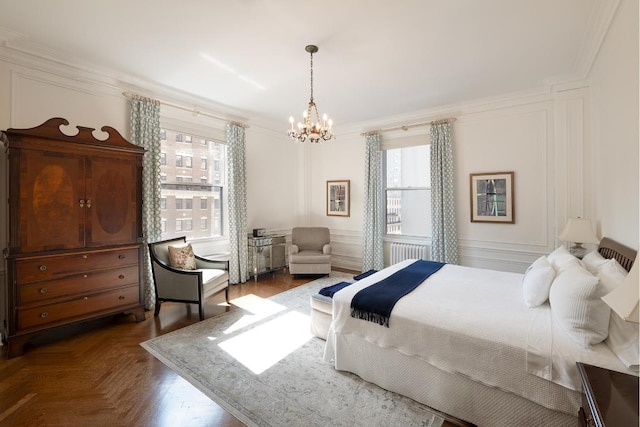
[327,180,350,217]
[470,172,514,223]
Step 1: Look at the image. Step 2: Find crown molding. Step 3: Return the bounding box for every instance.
[574,0,621,79]
[0,35,252,124]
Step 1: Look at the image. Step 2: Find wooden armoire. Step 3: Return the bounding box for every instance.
[2,118,146,358]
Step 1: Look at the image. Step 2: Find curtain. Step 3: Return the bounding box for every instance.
[430,121,458,263]
[226,123,249,284]
[362,133,385,271]
[129,95,162,309]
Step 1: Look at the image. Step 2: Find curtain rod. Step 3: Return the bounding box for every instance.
[122,91,250,128]
[361,117,456,136]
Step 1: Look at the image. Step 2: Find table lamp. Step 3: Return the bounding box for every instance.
[558,217,600,259]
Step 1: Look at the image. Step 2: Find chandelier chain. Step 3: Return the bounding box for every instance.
[309,51,314,102]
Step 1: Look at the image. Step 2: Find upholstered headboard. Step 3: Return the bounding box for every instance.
[598,237,637,272]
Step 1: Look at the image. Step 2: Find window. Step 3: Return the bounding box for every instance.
[160,128,227,240]
[176,198,192,210]
[160,152,166,165]
[160,198,166,210]
[160,130,167,140]
[384,144,431,237]
[175,219,193,231]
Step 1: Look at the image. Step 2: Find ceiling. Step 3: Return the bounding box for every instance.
[0,0,604,128]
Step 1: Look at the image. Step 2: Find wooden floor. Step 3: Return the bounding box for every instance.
[0,269,460,426]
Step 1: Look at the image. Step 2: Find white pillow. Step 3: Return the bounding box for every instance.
[522,256,556,307]
[582,250,608,275]
[547,246,583,272]
[599,261,639,371]
[549,265,610,349]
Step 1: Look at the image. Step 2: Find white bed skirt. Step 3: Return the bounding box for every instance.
[332,333,579,427]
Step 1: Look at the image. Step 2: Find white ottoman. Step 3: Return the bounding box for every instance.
[310,293,333,340]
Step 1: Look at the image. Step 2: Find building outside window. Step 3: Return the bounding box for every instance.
[160,152,166,165]
[384,144,431,237]
[160,128,226,240]
[160,198,166,210]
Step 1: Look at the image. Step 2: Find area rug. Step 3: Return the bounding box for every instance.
[141,273,445,427]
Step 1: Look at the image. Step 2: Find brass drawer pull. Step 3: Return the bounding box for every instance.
[83,255,88,259]
[39,288,48,294]
[39,265,47,271]
[119,274,125,279]
[118,254,125,259]
[118,296,125,300]
[79,199,85,207]
[40,312,48,319]
[86,199,92,208]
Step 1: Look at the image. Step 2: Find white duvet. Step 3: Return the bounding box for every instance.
[324,260,636,415]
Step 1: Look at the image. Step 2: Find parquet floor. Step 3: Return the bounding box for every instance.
[0,269,460,427]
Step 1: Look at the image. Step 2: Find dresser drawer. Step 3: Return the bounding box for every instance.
[18,285,140,330]
[15,247,139,283]
[18,265,139,305]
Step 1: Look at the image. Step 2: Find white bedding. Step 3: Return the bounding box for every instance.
[324,259,637,420]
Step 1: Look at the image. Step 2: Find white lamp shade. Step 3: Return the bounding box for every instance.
[558,217,600,244]
[601,254,639,323]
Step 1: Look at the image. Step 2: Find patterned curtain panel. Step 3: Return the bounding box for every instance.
[430,122,458,264]
[129,96,162,309]
[226,123,249,284]
[362,133,385,271]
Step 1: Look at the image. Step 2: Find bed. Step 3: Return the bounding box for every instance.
[323,238,638,426]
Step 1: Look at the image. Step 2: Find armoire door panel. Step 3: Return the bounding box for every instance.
[86,156,138,246]
[20,150,85,252]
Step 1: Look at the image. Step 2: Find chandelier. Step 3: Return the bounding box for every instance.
[287,45,334,143]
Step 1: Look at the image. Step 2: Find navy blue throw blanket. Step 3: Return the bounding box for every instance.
[319,281,352,298]
[353,269,378,281]
[350,260,445,327]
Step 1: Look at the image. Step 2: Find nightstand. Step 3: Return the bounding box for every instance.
[577,362,639,426]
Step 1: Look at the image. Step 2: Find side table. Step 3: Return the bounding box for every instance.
[247,234,286,282]
[577,362,639,426]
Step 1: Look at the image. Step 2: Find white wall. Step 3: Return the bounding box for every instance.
[589,0,639,249]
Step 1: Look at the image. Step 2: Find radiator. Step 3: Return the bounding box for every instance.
[390,243,428,264]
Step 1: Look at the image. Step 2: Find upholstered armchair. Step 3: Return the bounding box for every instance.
[288,227,332,275]
[148,236,229,320]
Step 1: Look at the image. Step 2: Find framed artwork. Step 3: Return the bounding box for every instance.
[470,172,514,223]
[327,180,350,217]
